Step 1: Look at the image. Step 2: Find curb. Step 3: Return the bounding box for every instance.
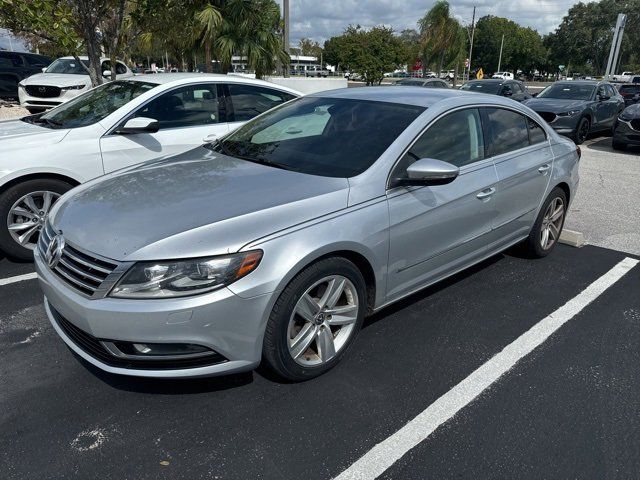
[559,229,585,247]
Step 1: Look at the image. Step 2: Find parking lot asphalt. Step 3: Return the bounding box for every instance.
[1,243,639,480]
[565,136,640,256]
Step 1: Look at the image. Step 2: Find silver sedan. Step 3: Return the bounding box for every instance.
[35,87,580,381]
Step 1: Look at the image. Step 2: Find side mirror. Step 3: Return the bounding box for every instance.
[502,90,513,97]
[41,67,47,73]
[116,117,159,134]
[532,92,539,97]
[394,158,460,187]
[102,70,112,78]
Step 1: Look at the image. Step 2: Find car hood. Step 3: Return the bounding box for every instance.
[622,104,640,117]
[0,119,69,149]
[523,98,589,112]
[51,146,350,261]
[23,73,90,87]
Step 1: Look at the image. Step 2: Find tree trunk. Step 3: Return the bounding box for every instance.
[453,62,459,88]
[204,42,212,73]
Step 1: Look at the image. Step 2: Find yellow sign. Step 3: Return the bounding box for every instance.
[476,68,484,79]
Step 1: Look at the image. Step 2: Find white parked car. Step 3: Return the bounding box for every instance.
[1,73,300,259]
[18,56,133,113]
[492,72,514,80]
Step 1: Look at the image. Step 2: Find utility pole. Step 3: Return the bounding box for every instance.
[283,0,290,77]
[497,34,505,73]
[604,13,626,80]
[467,6,476,81]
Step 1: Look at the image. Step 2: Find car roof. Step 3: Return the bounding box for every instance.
[123,73,302,95]
[558,80,606,85]
[57,56,125,62]
[468,79,506,83]
[309,86,489,108]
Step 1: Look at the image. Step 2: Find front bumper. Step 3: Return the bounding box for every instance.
[613,119,640,145]
[35,248,274,378]
[18,86,85,110]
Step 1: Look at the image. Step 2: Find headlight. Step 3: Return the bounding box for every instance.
[557,110,581,117]
[110,251,262,298]
[61,84,86,91]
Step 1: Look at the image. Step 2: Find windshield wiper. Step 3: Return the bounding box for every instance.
[213,141,296,172]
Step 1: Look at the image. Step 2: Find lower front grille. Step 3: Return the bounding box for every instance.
[49,303,228,370]
[631,119,640,131]
[25,85,61,98]
[538,111,557,123]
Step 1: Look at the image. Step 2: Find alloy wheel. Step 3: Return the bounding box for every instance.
[540,196,565,250]
[577,119,589,143]
[287,275,359,367]
[7,190,60,250]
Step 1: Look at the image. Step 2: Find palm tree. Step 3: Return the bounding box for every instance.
[418,0,460,76]
[195,1,223,73]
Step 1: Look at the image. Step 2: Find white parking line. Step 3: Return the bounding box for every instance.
[0,272,38,287]
[335,256,639,480]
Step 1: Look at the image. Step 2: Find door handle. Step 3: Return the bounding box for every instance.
[538,164,551,174]
[476,187,496,200]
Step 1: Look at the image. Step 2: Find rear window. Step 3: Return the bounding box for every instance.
[619,85,640,95]
[216,96,425,178]
[460,81,501,94]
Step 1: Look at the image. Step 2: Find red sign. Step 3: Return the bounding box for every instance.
[412,59,423,71]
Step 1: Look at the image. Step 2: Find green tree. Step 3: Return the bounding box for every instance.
[323,25,407,85]
[418,0,461,76]
[297,37,322,57]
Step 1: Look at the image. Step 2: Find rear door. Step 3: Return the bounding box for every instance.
[100,82,229,173]
[484,107,553,249]
[385,108,499,301]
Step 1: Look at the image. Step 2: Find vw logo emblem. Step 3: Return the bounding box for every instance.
[46,234,65,269]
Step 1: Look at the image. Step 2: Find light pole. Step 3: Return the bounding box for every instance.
[497,34,505,73]
[283,0,290,77]
[466,6,476,81]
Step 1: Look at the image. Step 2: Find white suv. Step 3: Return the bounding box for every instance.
[18,56,133,113]
[1,73,300,259]
[492,72,514,80]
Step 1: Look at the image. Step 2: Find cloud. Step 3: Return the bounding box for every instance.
[276,0,575,45]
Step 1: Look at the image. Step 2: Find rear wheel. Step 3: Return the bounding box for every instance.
[0,179,73,260]
[262,257,366,381]
[573,117,590,145]
[522,187,567,258]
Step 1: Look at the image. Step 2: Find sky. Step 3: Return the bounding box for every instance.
[281,0,577,45]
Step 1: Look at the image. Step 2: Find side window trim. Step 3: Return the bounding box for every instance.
[104,82,222,135]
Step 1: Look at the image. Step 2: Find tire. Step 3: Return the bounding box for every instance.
[612,139,627,151]
[522,187,568,258]
[572,117,590,145]
[0,178,73,260]
[262,257,367,381]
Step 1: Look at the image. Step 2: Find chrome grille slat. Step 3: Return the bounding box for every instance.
[62,248,114,274]
[58,257,106,283]
[39,220,123,298]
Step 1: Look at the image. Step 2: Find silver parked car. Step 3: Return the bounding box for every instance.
[36,87,580,381]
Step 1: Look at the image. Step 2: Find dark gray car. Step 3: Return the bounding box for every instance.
[394,78,449,88]
[460,79,532,102]
[612,104,640,150]
[0,51,52,100]
[523,81,625,144]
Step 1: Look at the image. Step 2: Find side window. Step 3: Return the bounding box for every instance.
[485,108,530,156]
[1,52,24,67]
[500,84,513,96]
[396,108,485,175]
[527,117,547,145]
[133,83,221,130]
[24,55,46,67]
[512,83,523,93]
[596,85,607,98]
[227,84,296,122]
[115,62,127,75]
[606,85,617,97]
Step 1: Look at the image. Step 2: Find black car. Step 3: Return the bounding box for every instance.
[616,83,640,106]
[523,81,625,145]
[612,104,640,150]
[394,78,449,88]
[459,79,532,102]
[0,51,52,100]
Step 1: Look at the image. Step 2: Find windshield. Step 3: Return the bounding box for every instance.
[214,96,425,177]
[460,82,501,94]
[45,58,90,75]
[537,84,595,100]
[25,80,157,129]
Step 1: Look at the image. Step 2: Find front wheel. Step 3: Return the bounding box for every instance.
[572,117,590,145]
[0,178,73,260]
[522,187,568,258]
[262,257,366,381]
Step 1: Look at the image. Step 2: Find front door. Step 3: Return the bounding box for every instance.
[100,83,229,173]
[386,108,499,301]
